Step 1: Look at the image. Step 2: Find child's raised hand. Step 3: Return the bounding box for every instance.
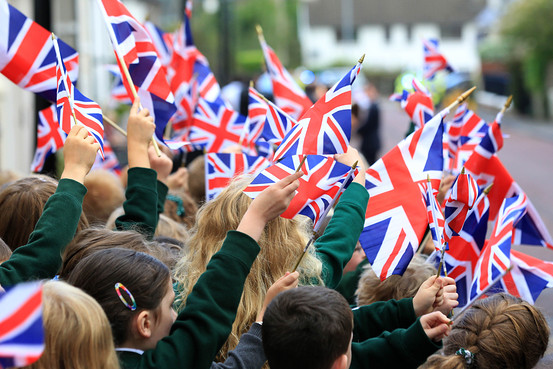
[433,277,459,315]
[437,174,455,204]
[256,271,299,322]
[61,125,100,184]
[420,311,451,342]
[148,146,173,184]
[127,98,155,168]
[237,171,302,241]
[413,275,444,316]
[333,146,365,184]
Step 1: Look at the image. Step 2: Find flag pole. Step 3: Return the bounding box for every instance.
[444,86,477,113]
[102,115,127,137]
[499,95,513,116]
[452,267,511,323]
[255,24,266,45]
[251,87,299,126]
[295,155,308,173]
[292,161,358,272]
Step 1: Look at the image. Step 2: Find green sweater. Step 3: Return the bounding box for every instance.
[0,179,87,287]
[118,230,260,369]
[115,167,168,240]
[351,298,441,369]
[315,182,369,288]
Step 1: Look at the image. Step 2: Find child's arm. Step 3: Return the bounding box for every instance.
[0,125,98,286]
[136,172,303,369]
[114,99,161,239]
[314,147,369,288]
[210,272,300,369]
[412,276,459,317]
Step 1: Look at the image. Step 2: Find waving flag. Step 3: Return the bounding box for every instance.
[0,0,78,102]
[499,250,553,304]
[273,60,362,162]
[258,32,312,120]
[0,282,44,368]
[189,97,245,152]
[421,179,445,252]
[244,155,355,224]
[444,171,480,241]
[106,65,132,104]
[446,104,466,165]
[422,38,453,80]
[469,193,528,299]
[91,137,121,176]
[403,79,434,129]
[360,110,446,280]
[512,193,553,250]
[205,153,270,201]
[53,35,104,157]
[143,21,174,68]
[31,104,66,172]
[96,0,176,142]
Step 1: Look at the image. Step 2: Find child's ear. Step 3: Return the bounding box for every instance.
[331,354,348,369]
[135,310,153,339]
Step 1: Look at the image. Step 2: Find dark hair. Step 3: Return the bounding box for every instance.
[262,286,353,369]
[66,248,171,346]
[421,293,549,369]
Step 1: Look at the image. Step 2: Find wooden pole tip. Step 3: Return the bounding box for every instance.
[461,167,465,175]
[504,95,513,109]
[249,80,254,88]
[255,24,263,36]
[358,54,365,64]
[427,174,431,182]
[352,160,358,169]
[483,183,494,195]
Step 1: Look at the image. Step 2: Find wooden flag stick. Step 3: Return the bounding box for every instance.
[500,95,513,115]
[114,51,162,157]
[102,115,127,137]
[358,54,365,64]
[452,267,511,323]
[295,155,308,173]
[255,24,265,44]
[444,86,477,113]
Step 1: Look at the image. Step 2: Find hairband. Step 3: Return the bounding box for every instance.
[455,348,474,367]
[166,194,185,217]
[114,282,137,311]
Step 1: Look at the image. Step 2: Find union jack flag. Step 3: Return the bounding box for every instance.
[170,68,198,149]
[446,104,466,166]
[499,250,553,304]
[31,104,66,173]
[189,97,245,152]
[0,282,44,368]
[360,110,446,280]
[421,179,445,251]
[469,193,528,299]
[244,155,355,224]
[205,153,270,201]
[444,171,480,241]
[0,0,78,102]
[143,21,174,68]
[54,35,105,157]
[106,65,132,104]
[512,191,553,250]
[422,38,454,80]
[91,137,121,176]
[273,61,362,162]
[96,0,177,142]
[403,79,434,129]
[258,35,312,120]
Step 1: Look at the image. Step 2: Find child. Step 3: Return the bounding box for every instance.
[174,147,369,359]
[66,169,304,369]
[82,169,125,226]
[0,125,98,286]
[421,293,549,369]
[262,286,451,369]
[21,281,120,369]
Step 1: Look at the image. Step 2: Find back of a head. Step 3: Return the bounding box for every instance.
[421,293,549,369]
[262,286,353,369]
[164,189,198,228]
[66,248,171,346]
[187,155,205,206]
[356,254,436,306]
[23,281,120,369]
[0,176,88,251]
[83,170,125,226]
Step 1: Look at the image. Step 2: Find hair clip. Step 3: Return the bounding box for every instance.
[114,282,137,311]
[455,348,474,366]
[166,194,185,217]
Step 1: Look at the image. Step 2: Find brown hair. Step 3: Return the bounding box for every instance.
[0,176,89,251]
[66,248,171,346]
[22,281,120,369]
[186,155,205,206]
[164,189,198,228]
[0,237,12,264]
[59,227,178,279]
[173,175,323,361]
[420,293,549,369]
[356,254,436,306]
[83,170,125,226]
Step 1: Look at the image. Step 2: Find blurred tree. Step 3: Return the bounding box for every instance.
[501,0,553,118]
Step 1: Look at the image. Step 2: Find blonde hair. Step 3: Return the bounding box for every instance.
[356,254,436,306]
[173,175,323,361]
[22,281,120,369]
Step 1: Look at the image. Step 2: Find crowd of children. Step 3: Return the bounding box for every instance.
[0,98,550,369]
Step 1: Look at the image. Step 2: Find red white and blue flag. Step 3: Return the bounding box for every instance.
[205,153,270,201]
[91,137,121,176]
[421,179,445,252]
[422,38,454,80]
[53,35,105,157]
[143,20,174,69]
[360,110,446,280]
[96,0,177,143]
[106,65,132,104]
[444,171,480,241]
[189,97,245,152]
[0,282,44,368]
[469,193,528,299]
[404,79,434,129]
[244,155,355,224]
[31,104,66,173]
[512,192,553,250]
[259,36,312,120]
[0,1,79,102]
[273,61,362,162]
